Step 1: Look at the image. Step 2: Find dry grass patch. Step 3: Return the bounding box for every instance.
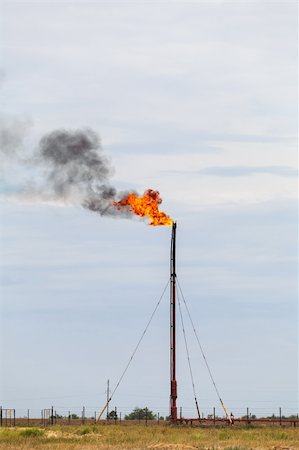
[0,425,298,449]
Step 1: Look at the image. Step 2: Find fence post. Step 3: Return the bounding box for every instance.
[0,407,2,427]
[279,407,282,426]
[82,406,85,424]
[13,410,15,427]
[119,412,121,424]
[213,407,216,424]
[114,407,117,425]
[51,406,54,426]
[145,407,148,426]
[68,411,70,425]
[246,407,249,424]
[94,411,96,424]
[158,412,160,425]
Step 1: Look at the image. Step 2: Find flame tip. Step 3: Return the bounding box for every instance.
[113,189,172,226]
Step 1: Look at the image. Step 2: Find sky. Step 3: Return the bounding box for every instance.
[0,0,298,419]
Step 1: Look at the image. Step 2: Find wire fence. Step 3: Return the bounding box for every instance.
[1,405,298,427]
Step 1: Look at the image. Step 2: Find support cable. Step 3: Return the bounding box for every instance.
[177,287,201,420]
[97,278,170,421]
[176,277,232,423]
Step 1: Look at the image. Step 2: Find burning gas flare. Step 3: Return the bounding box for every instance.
[0,125,174,226]
[113,189,173,226]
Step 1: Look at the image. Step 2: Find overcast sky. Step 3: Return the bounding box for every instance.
[0,0,298,419]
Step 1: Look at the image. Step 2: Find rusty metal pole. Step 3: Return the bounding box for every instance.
[170,221,177,423]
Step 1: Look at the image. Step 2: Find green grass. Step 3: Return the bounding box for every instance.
[75,426,92,435]
[0,424,298,449]
[223,448,249,450]
[18,427,45,437]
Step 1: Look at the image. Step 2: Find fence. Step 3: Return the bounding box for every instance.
[0,409,16,427]
[1,405,298,428]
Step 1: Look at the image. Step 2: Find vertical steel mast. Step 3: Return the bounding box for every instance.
[170,221,177,422]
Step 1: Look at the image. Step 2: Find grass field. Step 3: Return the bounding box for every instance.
[0,425,298,449]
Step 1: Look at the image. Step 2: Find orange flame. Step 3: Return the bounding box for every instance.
[113,189,173,226]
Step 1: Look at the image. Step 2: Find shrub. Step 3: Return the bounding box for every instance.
[125,407,156,420]
[19,428,44,437]
[76,426,92,435]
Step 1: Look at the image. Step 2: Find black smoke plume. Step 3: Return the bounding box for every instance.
[1,126,134,218]
[38,128,134,217]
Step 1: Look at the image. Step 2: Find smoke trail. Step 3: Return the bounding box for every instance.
[0,115,31,159]
[1,125,135,218]
[36,128,135,217]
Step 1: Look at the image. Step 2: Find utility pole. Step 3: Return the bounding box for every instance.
[106,379,110,420]
[170,222,177,423]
